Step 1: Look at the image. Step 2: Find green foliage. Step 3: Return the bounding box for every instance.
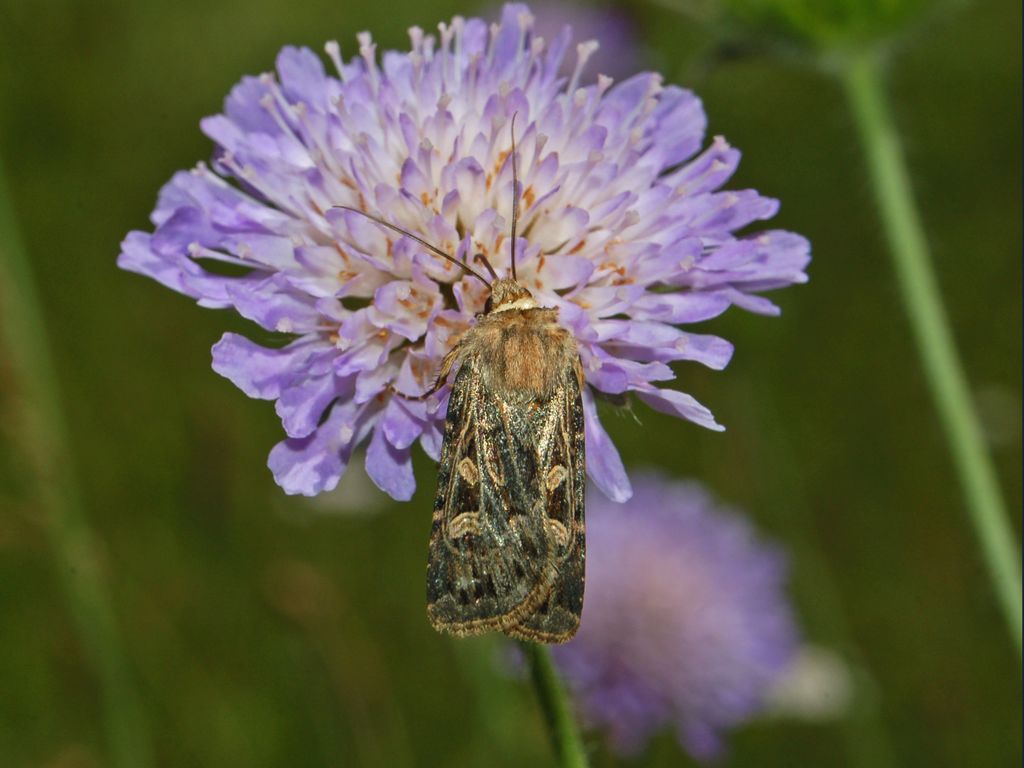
[722,0,944,49]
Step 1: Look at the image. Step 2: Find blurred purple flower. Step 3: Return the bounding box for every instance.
[118,4,809,501]
[553,472,799,760]
[489,1,642,79]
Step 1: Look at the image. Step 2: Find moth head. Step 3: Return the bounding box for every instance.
[485,277,537,314]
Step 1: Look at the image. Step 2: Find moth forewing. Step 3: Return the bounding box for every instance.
[503,357,586,644]
[426,278,586,644]
[425,356,557,635]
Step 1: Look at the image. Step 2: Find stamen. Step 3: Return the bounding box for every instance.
[357,32,379,91]
[568,40,600,95]
[408,25,423,53]
[324,41,346,80]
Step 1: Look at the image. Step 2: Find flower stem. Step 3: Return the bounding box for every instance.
[839,48,1022,654]
[0,160,155,765]
[519,642,589,768]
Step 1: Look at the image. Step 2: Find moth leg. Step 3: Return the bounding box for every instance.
[388,344,461,401]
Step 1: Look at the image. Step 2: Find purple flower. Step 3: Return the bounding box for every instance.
[118,4,810,500]
[552,472,799,760]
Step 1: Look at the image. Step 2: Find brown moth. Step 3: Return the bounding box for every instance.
[423,270,585,644]
[337,118,585,644]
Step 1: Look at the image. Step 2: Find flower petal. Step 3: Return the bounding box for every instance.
[365,423,416,501]
[380,397,425,450]
[276,46,329,110]
[268,406,350,495]
[583,388,631,502]
[224,276,322,333]
[276,371,348,439]
[211,333,334,398]
[635,386,724,432]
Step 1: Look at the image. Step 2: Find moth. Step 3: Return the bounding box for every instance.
[337,121,585,643]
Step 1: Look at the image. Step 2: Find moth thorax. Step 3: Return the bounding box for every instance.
[486,278,537,314]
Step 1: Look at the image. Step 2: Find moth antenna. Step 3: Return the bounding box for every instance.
[509,112,520,282]
[331,206,492,288]
[473,252,499,281]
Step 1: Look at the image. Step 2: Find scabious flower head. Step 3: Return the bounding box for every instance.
[118,4,809,501]
[552,472,799,760]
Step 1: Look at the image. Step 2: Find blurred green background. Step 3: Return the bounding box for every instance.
[0,0,1020,766]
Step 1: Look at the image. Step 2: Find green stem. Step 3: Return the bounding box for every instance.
[839,48,1022,654]
[519,642,588,768]
[0,160,155,765]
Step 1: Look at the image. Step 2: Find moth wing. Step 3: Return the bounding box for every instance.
[426,356,554,636]
[504,359,586,644]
